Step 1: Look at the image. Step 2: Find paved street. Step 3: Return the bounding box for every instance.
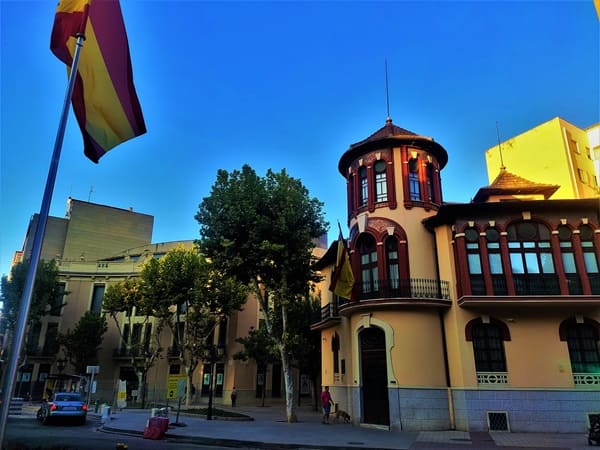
[3,403,593,450]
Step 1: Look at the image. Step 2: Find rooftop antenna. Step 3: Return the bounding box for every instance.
[496,121,506,171]
[385,59,391,121]
[88,185,94,202]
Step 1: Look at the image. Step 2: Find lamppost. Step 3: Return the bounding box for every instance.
[203,345,224,421]
[56,357,67,391]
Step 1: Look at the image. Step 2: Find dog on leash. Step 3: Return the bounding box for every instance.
[333,409,351,423]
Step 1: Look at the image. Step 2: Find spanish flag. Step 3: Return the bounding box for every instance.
[329,231,355,300]
[50,0,146,163]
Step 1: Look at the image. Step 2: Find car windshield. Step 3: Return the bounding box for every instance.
[54,394,82,402]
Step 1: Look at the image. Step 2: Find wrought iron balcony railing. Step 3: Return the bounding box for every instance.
[573,372,600,386]
[356,278,450,301]
[477,371,509,385]
[320,302,339,321]
[25,346,57,357]
[512,274,560,295]
[112,346,151,358]
[589,274,600,295]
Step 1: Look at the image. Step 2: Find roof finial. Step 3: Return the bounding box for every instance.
[496,121,506,171]
[385,59,391,122]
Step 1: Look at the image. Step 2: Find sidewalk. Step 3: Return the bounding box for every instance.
[18,403,592,449]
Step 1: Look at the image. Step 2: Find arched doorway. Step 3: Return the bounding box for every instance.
[360,326,390,425]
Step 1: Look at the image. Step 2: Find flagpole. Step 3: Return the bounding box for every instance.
[0,33,86,447]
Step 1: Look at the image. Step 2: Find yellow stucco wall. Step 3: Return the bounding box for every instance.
[344,311,447,388]
[485,117,598,199]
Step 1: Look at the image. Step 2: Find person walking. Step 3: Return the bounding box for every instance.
[231,386,237,407]
[321,386,333,424]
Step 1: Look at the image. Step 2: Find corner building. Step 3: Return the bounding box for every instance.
[312,118,600,433]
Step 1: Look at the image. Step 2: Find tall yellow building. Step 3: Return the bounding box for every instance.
[485,117,600,199]
[313,117,600,433]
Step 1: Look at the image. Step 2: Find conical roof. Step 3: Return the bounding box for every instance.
[338,118,448,176]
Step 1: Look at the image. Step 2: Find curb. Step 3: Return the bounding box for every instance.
[99,424,398,450]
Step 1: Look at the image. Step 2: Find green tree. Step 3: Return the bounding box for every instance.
[141,246,247,406]
[234,326,280,407]
[195,165,327,422]
[58,311,107,375]
[102,277,162,408]
[1,260,63,331]
[0,260,65,381]
[284,296,322,410]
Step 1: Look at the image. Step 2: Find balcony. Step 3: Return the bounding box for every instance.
[25,346,57,359]
[589,274,600,294]
[460,272,600,309]
[477,371,509,385]
[573,372,600,386]
[167,346,181,359]
[513,274,560,295]
[112,346,151,359]
[311,301,341,331]
[337,278,451,316]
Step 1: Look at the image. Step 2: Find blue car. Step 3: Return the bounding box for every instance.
[37,392,87,425]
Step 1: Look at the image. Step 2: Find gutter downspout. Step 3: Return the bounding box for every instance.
[430,225,455,430]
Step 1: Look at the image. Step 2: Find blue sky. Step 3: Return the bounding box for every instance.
[1,0,599,280]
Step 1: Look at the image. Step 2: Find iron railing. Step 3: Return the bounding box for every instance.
[512,274,560,295]
[357,278,450,301]
[589,274,600,295]
[113,346,152,358]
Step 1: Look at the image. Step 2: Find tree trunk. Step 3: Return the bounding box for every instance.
[136,371,143,407]
[280,350,297,422]
[186,371,193,407]
[140,371,148,409]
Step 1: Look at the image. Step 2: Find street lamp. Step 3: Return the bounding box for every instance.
[56,358,67,374]
[203,345,224,421]
[56,357,67,391]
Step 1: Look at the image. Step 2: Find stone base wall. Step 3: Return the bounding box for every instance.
[452,388,600,433]
[391,388,451,431]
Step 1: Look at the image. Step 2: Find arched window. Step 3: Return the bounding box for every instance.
[466,318,510,375]
[408,158,420,201]
[374,160,387,203]
[426,163,435,202]
[507,222,559,295]
[348,173,355,212]
[332,333,340,374]
[359,166,368,207]
[559,318,600,375]
[465,228,484,295]
[486,228,506,294]
[580,225,600,294]
[357,234,378,294]
[558,225,582,294]
[385,237,399,290]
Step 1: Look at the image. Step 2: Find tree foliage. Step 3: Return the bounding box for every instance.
[195,165,327,421]
[0,260,63,331]
[234,326,279,406]
[102,277,161,408]
[141,246,247,406]
[58,311,107,375]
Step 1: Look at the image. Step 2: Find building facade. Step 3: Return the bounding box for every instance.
[10,198,314,407]
[312,117,600,433]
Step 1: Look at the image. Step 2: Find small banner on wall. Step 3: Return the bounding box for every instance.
[117,379,127,409]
